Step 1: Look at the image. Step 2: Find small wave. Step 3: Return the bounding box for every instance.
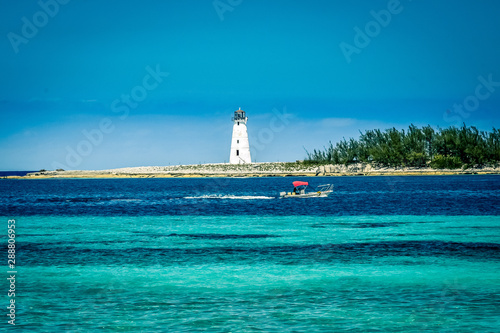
[184,194,274,200]
[109,199,142,202]
[35,197,142,203]
[167,233,280,239]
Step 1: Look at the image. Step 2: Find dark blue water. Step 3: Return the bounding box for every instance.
[2,175,499,216]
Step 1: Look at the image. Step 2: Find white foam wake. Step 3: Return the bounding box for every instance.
[184,194,275,200]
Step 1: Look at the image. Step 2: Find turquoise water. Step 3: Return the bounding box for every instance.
[2,176,500,331]
[10,215,500,332]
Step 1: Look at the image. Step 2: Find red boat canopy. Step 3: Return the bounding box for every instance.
[292,181,309,187]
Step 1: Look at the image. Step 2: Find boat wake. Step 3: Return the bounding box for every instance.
[184,194,275,200]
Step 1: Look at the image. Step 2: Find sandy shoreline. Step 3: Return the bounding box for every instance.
[3,162,500,179]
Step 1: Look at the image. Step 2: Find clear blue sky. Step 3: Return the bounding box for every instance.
[1,0,500,170]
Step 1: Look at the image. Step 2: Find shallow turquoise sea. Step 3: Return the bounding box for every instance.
[2,176,500,331]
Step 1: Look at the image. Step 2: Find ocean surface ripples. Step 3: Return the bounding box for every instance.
[2,175,500,216]
[2,176,500,331]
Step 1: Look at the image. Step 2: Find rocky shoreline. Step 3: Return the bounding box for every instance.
[4,162,500,179]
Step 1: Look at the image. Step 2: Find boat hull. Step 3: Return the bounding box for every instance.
[279,190,332,198]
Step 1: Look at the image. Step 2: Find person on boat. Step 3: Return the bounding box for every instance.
[293,187,298,194]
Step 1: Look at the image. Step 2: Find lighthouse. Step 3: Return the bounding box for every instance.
[229,108,251,164]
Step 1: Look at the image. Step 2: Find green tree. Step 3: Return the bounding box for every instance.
[304,124,500,169]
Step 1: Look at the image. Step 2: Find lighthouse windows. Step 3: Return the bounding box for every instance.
[237,122,239,125]
[236,150,239,156]
[237,140,239,143]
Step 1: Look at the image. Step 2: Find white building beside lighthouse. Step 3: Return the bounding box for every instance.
[229,108,252,164]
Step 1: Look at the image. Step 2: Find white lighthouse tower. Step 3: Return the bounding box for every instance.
[229,108,251,164]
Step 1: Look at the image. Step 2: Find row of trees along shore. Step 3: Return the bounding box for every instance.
[305,124,500,169]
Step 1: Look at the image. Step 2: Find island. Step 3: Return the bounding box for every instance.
[5,162,500,179]
[4,124,499,179]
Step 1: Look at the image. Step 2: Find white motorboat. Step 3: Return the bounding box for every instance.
[279,181,333,198]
